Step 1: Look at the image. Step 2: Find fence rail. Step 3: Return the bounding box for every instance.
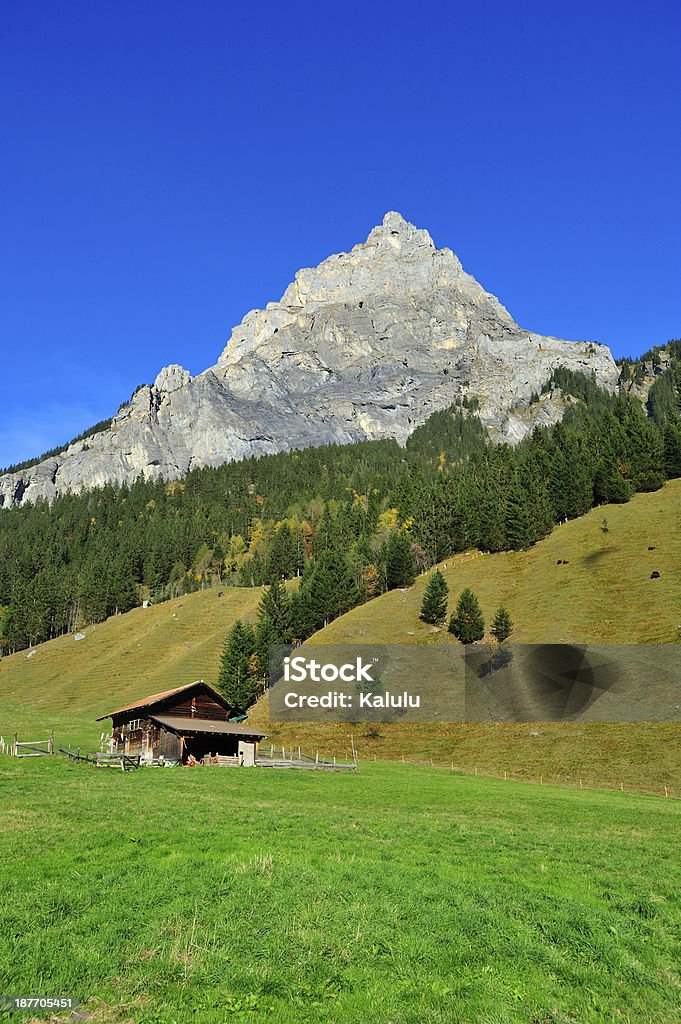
[59,746,96,764]
[256,743,356,771]
[11,732,54,757]
[96,753,141,771]
[58,747,140,771]
[384,752,679,800]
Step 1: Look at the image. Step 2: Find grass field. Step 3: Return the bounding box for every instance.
[2,757,680,1024]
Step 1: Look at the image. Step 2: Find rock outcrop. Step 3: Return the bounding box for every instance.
[0,212,619,508]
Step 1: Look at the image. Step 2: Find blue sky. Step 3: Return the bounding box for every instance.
[1,0,680,467]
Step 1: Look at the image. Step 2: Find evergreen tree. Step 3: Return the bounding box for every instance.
[593,462,634,504]
[419,569,449,625]
[663,422,681,479]
[449,588,485,644]
[476,486,507,552]
[490,606,513,643]
[265,522,303,582]
[216,619,258,709]
[302,547,360,629]
[109,561,139,614]
[504,482,535,550]
[254,614,279,682]
[382,530,417,590]
[258,577,291,642]
[288,587,317,642]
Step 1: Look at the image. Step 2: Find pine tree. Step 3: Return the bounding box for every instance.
[663,421,681,478]
[254,614,279,682]
[490,606,513,643]
[383,530,417,590]
[504,483,535,551]
[265,522,303,582]
[288,587,317,642]
[258,577,291,642]
[419,570,449,625]
[302,547,360,629]
[217,619,258,709]
[476,487,507,552]
[593,461,634,504]
[449,588,485,643]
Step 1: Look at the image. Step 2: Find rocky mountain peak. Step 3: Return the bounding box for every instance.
[367,210,437,249]
[0,214,619,509]
[154,365,192,393]
[214,212,508,374]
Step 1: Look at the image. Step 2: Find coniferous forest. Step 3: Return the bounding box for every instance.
[1,355,681,657]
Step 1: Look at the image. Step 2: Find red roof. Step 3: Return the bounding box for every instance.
[96,680,230,721]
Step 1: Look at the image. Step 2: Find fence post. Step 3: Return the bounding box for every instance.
[48,731,54,755]
[13,733,18,757]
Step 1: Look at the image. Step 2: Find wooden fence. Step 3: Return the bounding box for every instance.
[58,746,140,771]
[8,732,54,757]
[256,743,356,771]
[386,752,678,800]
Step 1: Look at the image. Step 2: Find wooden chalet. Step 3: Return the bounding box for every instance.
[96,680,266,766]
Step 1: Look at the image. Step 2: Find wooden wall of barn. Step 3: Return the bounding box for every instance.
[111,719,181,760]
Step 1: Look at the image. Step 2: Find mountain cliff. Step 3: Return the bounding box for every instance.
[0,212,618,508]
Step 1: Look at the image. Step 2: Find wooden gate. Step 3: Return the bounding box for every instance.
[13,732,54,757]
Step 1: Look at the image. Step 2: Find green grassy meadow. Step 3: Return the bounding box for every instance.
[2,757,680,1024]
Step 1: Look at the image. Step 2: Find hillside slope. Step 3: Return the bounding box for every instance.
[0,586,262,746]
[313,477,681,646]
[250,481,681,793]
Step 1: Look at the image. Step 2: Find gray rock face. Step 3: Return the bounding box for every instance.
[0,212,619,508]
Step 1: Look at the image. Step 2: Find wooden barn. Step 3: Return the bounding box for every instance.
[96,680,266,766]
